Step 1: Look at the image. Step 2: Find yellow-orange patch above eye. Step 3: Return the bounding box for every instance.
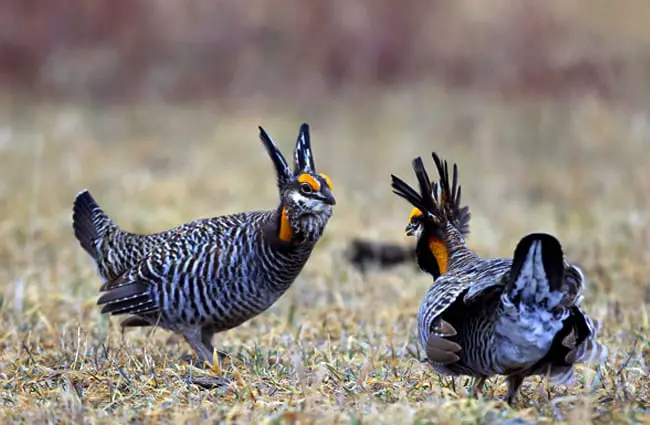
[409,207,423,222]
[319,173,333,192]
[428,236,449,275]
[297,173,321,191]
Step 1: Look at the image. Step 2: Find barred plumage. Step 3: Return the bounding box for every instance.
[73,123,335,370]
[391,153,607,404]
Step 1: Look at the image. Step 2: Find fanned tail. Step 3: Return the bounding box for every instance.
[72,190,114,261]
[506,233,567,305]
[496,233,601,372]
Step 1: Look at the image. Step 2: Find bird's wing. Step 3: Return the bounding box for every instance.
[461,258,512,304]
[421,274,472,323]
[97,224,220,317]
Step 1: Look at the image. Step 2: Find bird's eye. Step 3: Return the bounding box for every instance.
[300,183,313,194]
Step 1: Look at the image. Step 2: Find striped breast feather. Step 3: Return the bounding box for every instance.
[97,224,223,317]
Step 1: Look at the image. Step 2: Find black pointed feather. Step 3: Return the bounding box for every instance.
[102,297,151,315]
[451,164,459,206]
[391,174,429,213]
[432,153,450,200]
[107,301,156,316]
[127,305,159,316]
[97,281,150,306]
[259,126,292,185]
[293,122,315,174]
[412,157,435,212]
[431,152,471,236]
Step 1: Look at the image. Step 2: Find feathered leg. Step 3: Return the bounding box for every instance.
[505,375,524,405]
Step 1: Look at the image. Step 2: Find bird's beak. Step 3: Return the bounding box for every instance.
[405,221,417,237]
[320,187,336,205]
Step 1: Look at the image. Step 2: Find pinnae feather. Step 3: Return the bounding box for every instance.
[259,126,292,184]
[412,157,435,212]
[391,174,428,214]
[294,123,315,173]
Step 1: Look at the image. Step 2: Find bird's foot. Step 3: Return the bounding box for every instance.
[186,374,232,390]
[180,350,230,368]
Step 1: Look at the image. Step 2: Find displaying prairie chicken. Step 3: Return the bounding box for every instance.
[73,123,335,373]
[390,153,607,404]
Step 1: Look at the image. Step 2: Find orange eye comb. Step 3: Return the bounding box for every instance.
[297,173,321,191]
[319,173,333,192]
[409,207,423,222]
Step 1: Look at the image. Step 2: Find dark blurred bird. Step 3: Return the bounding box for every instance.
[391,152,607,404]
[344,238,415,273]
[73,123,335,378]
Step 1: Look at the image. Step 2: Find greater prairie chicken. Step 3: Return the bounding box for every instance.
[391,153,607,404]
[73,123,335,372]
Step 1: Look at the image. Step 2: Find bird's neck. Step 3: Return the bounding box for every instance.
[441,222,478,270]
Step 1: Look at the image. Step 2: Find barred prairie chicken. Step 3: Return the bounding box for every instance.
[73,123,335,374]
[391,153,607,404]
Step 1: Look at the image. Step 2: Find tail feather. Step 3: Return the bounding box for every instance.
[495,233,579,371]
[72,190,112,260]
[506,233,567,306]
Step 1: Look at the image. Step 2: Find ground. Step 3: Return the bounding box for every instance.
[0,88,649,424]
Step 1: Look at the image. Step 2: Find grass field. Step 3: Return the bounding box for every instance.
[0,87,648,424]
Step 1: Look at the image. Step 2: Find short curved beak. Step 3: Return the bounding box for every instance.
[320,187,336,205]
[405,221,417,236]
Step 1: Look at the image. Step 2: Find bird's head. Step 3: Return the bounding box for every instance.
[259,123,335,244]
[391,154,471,278]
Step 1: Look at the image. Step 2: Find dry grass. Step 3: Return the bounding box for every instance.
[0,87,648,424]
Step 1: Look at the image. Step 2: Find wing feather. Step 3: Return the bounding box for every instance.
[96,224,221,318]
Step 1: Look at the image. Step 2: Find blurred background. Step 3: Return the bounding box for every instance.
[1,0,650,306]
[3,0,650,103]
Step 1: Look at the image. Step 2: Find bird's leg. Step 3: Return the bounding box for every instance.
[470,376,487,398]
[200,327,229,370]
[505,375,524,406]
[183,329,231,389]
[183,330,214,366]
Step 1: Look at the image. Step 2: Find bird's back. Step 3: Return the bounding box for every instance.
[73,190,282,283]
[419,256,511,376]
